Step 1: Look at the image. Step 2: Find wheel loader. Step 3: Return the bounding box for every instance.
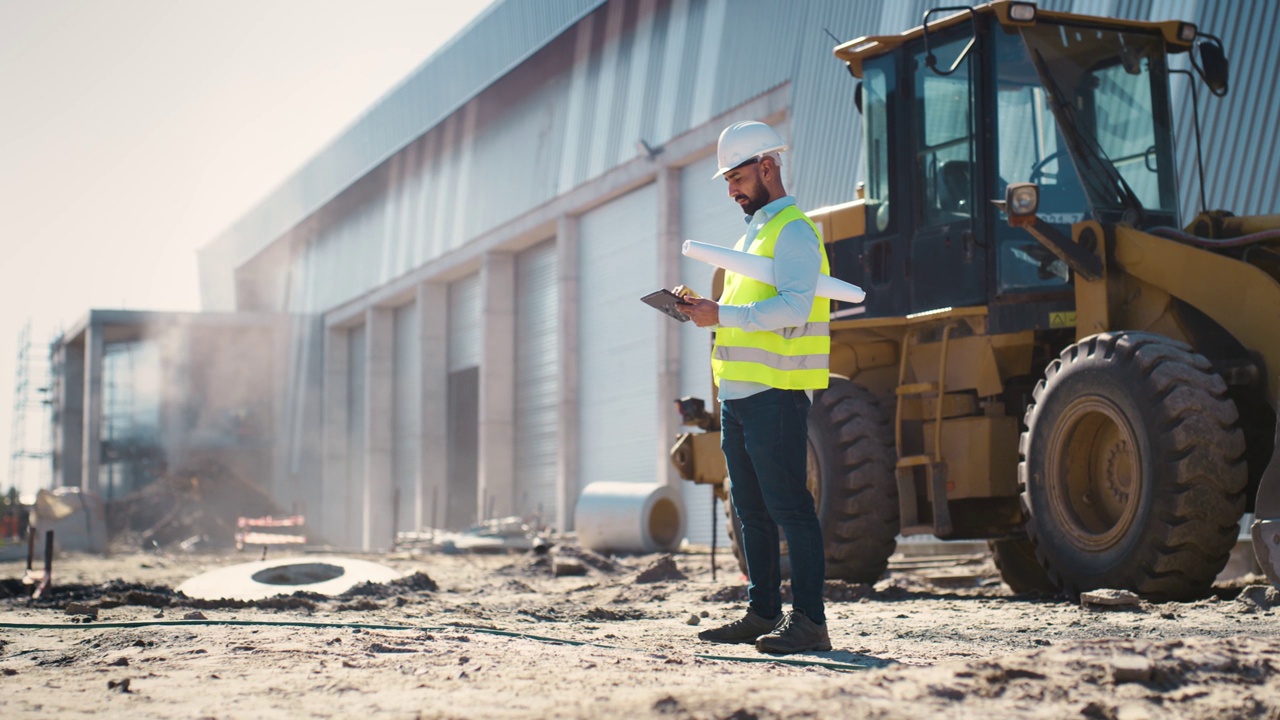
[670,0,1280,600]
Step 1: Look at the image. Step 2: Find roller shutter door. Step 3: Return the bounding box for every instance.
[677,153,745,546]
[578,183,659,499]
[514,240,560,528]
[446,274,481,529]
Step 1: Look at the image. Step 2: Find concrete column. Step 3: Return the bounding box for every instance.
[321,326,350,546]
[80,314,103,494]
[555,216,580,530]
[58,338,85,489]
[419,282,449,530]
[364,307,394,550]
[478,251,516,520]
[656,166,682,488]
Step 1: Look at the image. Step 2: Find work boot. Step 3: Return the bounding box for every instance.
[697,610,780,644]
[754,611,831,654]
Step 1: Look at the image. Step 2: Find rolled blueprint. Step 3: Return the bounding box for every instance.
[682,240,866,303]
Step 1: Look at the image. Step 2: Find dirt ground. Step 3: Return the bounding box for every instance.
[3,542,1280,720]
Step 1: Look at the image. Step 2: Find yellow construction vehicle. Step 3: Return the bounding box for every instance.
[671,0,1280,600]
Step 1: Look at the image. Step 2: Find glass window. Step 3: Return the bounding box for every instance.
[100,340,163,498]
[994,26,1082,291]
[1021,23,1177,217]
[914,36,975,228]
[1092,62,1163,209]
[862,60,894,234]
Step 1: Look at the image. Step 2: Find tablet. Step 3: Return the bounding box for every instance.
[640,289,692,322]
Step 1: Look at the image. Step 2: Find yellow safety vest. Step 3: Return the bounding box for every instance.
[712,205,831,390]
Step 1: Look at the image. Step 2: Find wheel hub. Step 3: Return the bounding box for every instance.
[1104,440,1134,506]
[1046,396,1142,551]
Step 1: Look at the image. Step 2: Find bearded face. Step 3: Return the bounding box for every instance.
[724,158,773,216]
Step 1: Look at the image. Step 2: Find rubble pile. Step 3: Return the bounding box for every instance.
[106,461,280,550]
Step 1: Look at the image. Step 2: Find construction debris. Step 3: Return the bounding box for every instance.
[397,516,552,554]
[635,555,686,584]
[1111,654,1154,684]
[65,601,98,619]
[1236,584,1280,612]
[34,489,106,554]
[1081,589,1142,607]
[552,558,587,577]
[107,460,280,550]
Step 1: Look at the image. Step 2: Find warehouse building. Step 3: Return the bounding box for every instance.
[56,0,1280,550]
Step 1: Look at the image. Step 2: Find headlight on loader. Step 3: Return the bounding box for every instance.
[1008,2,1037,22]
[1006,183,1040,217]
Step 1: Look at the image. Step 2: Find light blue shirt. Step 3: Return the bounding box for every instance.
[715,195,823,401]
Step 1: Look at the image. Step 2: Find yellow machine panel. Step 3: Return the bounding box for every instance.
[922,416,1020,500]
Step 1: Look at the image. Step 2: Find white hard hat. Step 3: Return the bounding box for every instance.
[712,121,787,179]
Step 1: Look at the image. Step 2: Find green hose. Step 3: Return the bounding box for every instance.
[0,618,872,671]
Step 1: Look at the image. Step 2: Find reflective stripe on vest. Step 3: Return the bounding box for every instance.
[712,204,831,391]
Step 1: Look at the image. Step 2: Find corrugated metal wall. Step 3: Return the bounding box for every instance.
[282,0,803,315]
[1187,0,1280,216]
[1036,0,1280,217]
[271,0,1279,319]
[199,0,610,310]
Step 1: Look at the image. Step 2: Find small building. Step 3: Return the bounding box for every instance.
[50,310,284,504]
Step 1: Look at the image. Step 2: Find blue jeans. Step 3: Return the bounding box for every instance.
[721,388,825,624]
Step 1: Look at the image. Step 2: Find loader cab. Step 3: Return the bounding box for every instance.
[836,3,1183,324]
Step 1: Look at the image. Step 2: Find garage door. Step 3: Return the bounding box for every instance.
[446,274,481,529]
[577,184,659,508]
[514,240,560,528]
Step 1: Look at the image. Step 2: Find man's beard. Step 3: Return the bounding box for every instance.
[738,186,770,216]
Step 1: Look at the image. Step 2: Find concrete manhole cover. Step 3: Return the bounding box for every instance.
[177,556,401,601]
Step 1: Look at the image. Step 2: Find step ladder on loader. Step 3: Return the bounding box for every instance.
[894,324,959,538]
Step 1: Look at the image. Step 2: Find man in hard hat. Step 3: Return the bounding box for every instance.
[681,120,832,655]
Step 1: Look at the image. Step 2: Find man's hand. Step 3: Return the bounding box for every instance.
[681,297,719,327]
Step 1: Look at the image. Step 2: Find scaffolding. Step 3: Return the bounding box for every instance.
[9,320,52,496]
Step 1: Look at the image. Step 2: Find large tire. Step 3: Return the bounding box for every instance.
[724,379,899,583]
[989,538,1056,594]
[1020,332,1247,600]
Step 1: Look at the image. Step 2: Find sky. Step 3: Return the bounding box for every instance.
[0,0,495,498]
